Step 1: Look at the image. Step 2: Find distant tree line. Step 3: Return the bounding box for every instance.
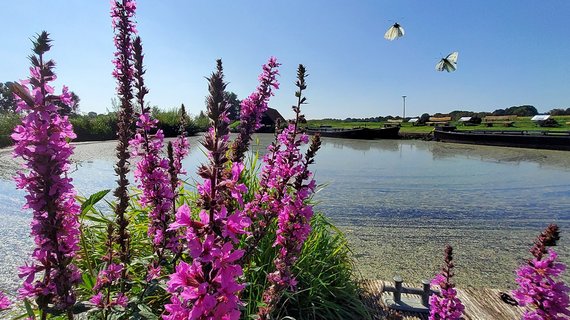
[330,104,570,123]
[491,105,538,116]
[68,106,207,142]
[548,108,570,116]
[0,82,251,147]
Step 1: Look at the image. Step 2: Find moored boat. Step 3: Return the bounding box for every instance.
[433,127,570,151]
[306,126,400,140]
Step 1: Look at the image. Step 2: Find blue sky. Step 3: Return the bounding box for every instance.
[1,1,569,119]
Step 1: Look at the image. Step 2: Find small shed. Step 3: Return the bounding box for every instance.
[259,108,285,133]
[458,116,472,122]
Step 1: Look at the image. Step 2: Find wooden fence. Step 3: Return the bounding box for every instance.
[359,279,526,320]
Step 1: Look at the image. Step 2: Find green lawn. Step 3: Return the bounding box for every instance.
[305,116,570,135]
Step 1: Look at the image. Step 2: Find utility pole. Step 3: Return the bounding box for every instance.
[402,95,407,120]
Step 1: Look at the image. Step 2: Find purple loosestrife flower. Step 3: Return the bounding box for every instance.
[172,104,190,177]
[131,112,177,256]
[170,136,190,179]
[90,263,128,309]
[513,225,570,319]
[429,245,464,320]
[231,57,281,163]
[168,104,190,213]
[165,60,249,320]
[130,36,179,271]
[11,32,81,315]
[259,65,321,319]
[243,66,307,254]
[111,0,137,267]
[90,223,129,313]
[0,291,11,310]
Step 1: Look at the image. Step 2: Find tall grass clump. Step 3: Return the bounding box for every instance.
[272,213,369,319]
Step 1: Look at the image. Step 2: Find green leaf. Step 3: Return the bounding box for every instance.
[23,299,36,319]
[109,312,125,320]
[80,189,111,216]
[81,214,110,224]
[137,304,159,320]
[81,272,95,291]
[12,313,34,320]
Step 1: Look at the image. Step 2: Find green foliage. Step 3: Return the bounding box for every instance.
[493,105,538,117]
[284,213,370,319]
[224,91,241,121]
[0,82,17,113]
[419,113,430,124]
[194,110,210,131]
[549,108,570,116]
[152,107,198,136]
[0,113,21,147]
[0,104,202,148]
[70,113,118,141]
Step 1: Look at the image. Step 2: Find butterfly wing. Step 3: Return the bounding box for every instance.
[384,26,397,40]
[384,23,404,41]
[436,52,458,72]
[446,52,459,64]
[435,59,446,71]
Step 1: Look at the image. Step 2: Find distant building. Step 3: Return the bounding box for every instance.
[258,107,285,133]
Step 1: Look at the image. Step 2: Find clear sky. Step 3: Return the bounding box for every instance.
[1,1,569,119]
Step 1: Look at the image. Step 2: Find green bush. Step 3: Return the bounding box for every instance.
[70,114,117,141]
[0,113,21,148]
[153,107,199,136]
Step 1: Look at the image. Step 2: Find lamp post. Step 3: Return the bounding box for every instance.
[402,95,406,120]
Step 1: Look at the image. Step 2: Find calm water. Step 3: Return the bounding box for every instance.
[1,134,569,293]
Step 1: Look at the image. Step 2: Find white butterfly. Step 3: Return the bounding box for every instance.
[436,52,459,72]
[384,23,405,41]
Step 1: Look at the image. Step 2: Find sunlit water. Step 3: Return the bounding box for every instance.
[1,134,569,294]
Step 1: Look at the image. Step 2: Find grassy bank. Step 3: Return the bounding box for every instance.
[306,116,570,135]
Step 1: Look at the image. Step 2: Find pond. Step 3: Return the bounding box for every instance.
[1,134,569,293]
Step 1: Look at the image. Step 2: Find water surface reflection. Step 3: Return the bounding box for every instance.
[0,135,569,290]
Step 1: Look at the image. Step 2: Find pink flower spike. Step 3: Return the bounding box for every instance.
[12,32,80,312]
[0,291,11,310]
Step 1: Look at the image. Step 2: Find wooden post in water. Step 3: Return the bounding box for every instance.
[422,279,431,307]
[393,275,403,303]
